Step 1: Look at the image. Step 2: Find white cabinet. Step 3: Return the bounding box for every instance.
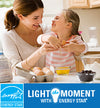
[42,0,63,15]
[64,0,100,8]
[42,0,64,25]
[68,0,90,8]
[90,0,100,8]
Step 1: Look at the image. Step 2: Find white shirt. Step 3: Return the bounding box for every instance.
[1,24,51,69]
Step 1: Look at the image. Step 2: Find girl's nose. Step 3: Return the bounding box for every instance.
[52,20,55,23]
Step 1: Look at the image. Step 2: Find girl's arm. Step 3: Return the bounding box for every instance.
[62,36,88,56]
[62,42,86,56]
[37,33,61,49]
[70,43,86,56]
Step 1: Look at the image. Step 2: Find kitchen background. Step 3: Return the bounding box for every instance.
[0,0,100,49]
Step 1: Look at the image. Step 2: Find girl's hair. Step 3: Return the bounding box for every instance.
[63,9,80,36]
[4,0,44,31]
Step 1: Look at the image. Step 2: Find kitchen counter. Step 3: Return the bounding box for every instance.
[85,46,100,55]
[53,73,100,83]
[1,73,100,84]
[88,46,100,52]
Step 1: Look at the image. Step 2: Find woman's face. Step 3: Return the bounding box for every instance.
[51,12,67,33]
[21,8,43,30]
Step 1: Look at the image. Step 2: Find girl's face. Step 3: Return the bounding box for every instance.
[51,12,67,33]
[20,8,43,30]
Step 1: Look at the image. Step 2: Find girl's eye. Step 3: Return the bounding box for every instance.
[55,17,58,19]
[55,16,59,20]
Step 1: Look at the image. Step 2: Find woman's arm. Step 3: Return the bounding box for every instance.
[21,43,56,70]
[1,32,56,71]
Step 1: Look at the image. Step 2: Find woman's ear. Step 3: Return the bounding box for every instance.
[66,22,72,28]
[17,14,24,20]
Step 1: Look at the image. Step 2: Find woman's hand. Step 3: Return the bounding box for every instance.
[22,43,58,70]
[39,43,58,55]
[42,35,61,49]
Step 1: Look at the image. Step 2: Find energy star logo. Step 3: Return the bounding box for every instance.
[51,88,60,103]
[1,86,23,100]
[0,84,24,108]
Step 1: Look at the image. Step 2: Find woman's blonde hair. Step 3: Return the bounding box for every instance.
[4,0,44,31]
[63,9,80,36]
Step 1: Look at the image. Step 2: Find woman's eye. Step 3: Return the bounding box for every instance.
[33,16,39,20]
[34,17,38,20]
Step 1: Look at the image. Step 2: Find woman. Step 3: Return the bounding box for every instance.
[1,0,55,71]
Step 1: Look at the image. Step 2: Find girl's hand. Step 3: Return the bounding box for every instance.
[62,40,85,56]
[70,39,79,44]
[42,35,61,49]
[62,43,76,52]
[61,39,78,52]
[39,43,58,55]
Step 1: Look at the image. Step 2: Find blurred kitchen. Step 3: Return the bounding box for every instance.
[0,0,100,83]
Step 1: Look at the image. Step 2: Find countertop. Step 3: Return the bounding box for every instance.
[2,73,100,84]
[88,46,100,52]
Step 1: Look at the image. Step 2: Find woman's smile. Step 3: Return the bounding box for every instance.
[33,24,39,28]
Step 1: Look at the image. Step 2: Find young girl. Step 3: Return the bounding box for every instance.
[37,9,88,72]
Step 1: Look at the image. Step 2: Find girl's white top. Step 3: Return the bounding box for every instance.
[37,33,88,72]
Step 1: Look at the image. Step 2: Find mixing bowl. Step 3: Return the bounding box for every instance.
[81,54,100,79]
[55,67,70,75]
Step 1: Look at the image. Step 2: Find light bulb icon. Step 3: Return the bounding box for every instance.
[51,88,60,103]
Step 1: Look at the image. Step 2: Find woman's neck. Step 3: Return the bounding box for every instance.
[15,22,35,36]
[14,21,43,46]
